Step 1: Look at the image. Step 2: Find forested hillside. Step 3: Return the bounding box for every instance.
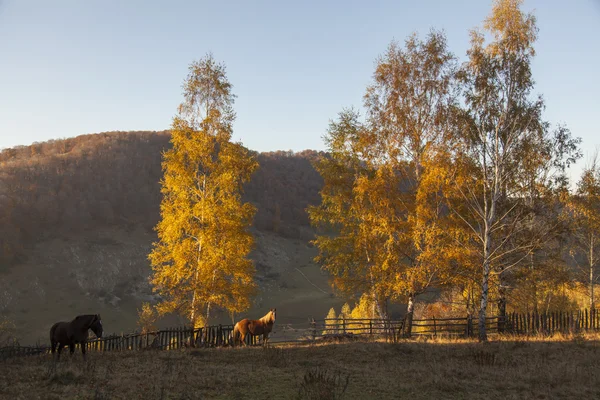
[0,131,323,266]
[0,132,334,343]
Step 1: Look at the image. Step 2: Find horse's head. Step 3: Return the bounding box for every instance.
[90,314,103,338]
[269,308,277,323]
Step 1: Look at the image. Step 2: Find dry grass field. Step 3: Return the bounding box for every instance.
[1,335,599,400]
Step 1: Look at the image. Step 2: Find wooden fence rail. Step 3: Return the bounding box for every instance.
[0,323,259,360]
[2,309,599,360]
[505,309,600,335]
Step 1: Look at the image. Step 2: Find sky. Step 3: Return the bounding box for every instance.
[0,0,599,183]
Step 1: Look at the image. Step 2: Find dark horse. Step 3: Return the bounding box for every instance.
[232,308,276,347]
[50,314,103,360]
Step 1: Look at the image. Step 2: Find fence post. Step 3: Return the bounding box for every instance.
[466,314,473,338]
[433,316,437,338]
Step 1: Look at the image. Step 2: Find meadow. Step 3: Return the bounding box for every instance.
[1,335,599,399]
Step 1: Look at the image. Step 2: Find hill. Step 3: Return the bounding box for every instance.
[0,131,347,344]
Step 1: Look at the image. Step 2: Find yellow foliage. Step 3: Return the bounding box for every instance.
[149,55,258,327]
[137,303,158,334]
[340,303,352,319]
[309,31,458,314]
[323,307,338,335]
[349,294,376,320]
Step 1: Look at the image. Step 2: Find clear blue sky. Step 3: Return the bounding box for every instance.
[0,0,598,182]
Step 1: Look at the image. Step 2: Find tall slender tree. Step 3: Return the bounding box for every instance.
[149,55,258,328]
[309,110,395,318]
[568,155,600,309]
[449,0,558,340]
[309,31,457,329]
[364,31,457,334]
[509,125,580,315]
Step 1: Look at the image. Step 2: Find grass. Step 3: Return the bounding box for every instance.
[1,336,600,399]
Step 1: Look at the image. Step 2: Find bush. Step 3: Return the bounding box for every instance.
[298,367,350,400]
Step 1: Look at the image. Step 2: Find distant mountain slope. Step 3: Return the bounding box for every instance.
[0,131,324,265]
[0,131,339,343]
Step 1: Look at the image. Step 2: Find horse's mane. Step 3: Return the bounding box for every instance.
[259,310,276,325]
[71,314,99,330]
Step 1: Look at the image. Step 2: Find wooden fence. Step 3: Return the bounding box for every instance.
[2,309,599,360]
[0,323,259,360]
[505,309,600,335]
[315,318,403,342]
[313,309,600,340]
[313,315,498,341]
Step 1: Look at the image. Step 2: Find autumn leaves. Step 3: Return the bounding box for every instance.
[149,56,258,329]
[148,1,589,343]
[309,0,582,341]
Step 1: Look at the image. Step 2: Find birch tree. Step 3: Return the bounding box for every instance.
[309,110,396,319]
[149,55,258,328]
[509,125,580,314]
[310,31,457,330]
[450,0,549,341]
[568,155,600,309]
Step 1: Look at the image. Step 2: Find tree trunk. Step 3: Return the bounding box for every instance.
[590,233,595,309]
[497,269,507,333]
[205,302,211,326]
[478,264,490,342]
[403,294,415,338]
[479,229,492,342]
[372,290,388,320]
[191,175,206,331]
[530,253,539,315]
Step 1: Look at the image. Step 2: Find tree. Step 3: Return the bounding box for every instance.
[568,155,600,309]
[509,125,580,314]
[149,55,258,328]
[365,31,458,335]
[309,31,457,332]
[340,302,352,319]
[137,302,158,334]
[323,307,338,335]
[309,110,398,319]
[447,0,571,340]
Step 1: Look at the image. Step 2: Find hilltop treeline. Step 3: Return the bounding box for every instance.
[0,131,323,266]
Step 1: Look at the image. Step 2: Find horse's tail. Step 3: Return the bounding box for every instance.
[49,323,59,353]
[232,323,239,347]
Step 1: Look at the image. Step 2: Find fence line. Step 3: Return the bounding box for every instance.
[505,309,600,335]
[0,323,258,360]
[2,309,599,360]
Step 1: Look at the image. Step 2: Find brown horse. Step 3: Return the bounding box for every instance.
[50,314,103,360]
[232,308,276,347]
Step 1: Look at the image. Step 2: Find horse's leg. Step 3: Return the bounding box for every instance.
[51,341,57,355]
[240,332,247,347]
[81,341,87,361]
[69,343,75,359]
[56,343,63,360]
